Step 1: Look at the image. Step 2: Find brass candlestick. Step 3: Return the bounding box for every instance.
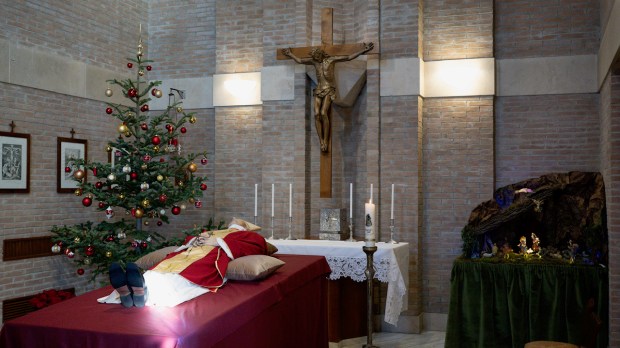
[363,245,379,348]
[348,220,355,242]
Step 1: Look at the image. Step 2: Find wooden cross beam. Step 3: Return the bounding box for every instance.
[278,8,371,198]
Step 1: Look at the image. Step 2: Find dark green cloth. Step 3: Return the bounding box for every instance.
[445,258,608,348]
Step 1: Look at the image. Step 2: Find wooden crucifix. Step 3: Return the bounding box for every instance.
[278,8,374,198]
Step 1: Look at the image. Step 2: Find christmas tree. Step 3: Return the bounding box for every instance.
[51,32,208,281]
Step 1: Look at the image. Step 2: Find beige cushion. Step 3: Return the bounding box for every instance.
[134,246,179,270]
[226,255,285,281]
[229,217,262,231]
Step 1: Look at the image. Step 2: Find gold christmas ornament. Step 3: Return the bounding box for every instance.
[74,188,83,196]
[119,193,125,199]
[138,70,145,76]
[135,208,144,218]
[153,145,160,152]
[106,251,113,258]
[118,123,129,134]
[176,106,183,113]
[74,237,81,243]
[105,145,112,152]
[73,169,85,180]
[187,162,198,173]
[127,112,135,118]
[124,131,132,137]
[141,164,148,170]
[188,197,195,204]
[189,115,197,124]
[157,175,164,182]
[105,88,113,97]
[155,89,163,98]
[83,257,91,265]
[141,199,150,208]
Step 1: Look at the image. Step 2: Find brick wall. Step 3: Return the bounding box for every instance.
[379,0,420,59]
[495,94,600,187]
[422,97,494,313]
[600,72,620,347]
[148,0,216,78]
[423,0,494,61]
[0,0,146,74]
[495,0,600,59]
[215,0,263,74]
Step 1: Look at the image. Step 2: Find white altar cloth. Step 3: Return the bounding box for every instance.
[269,239,409,326]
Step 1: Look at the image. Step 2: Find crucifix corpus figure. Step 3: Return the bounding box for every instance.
[282,42,374,153]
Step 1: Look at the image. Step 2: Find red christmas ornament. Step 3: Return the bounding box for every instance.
[127,62,133,68]
[171,206,181,215]
[131,208,137,217]
[106,235,115,242]
[106,107,113,114]
[82,197,92,207]
[157,221,163,226]
[146,65,152,71]
[200,158,208,165]
[143,154,152,162]
[95,181,103,189]
[98,201,106,209]
[160,158,165,162]
[131,241,138,248]
[92,167,98,176]
[151,88,157,96]
[159,194,167,203]
[65,249,75,258]
[140,104,149,112]
[85,246,95,256]
[140,241,148,249]
[140,122,148,130]
[165,124,171,130]
[168,125,174,133]
[152,135,161,145]
[130,172,138,181]
[200,183,207,191]
[65,166,71,173]
[77,268,85,275]
[128,88,137,97]
[180,127,187,134]
[171,138,178,146]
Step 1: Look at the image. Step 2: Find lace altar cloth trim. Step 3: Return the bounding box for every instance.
[325,256,407,326]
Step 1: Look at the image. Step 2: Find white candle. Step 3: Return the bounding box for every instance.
[289,183,292,217]
[391,184,395,220]
[254,184,258,217]
[349,183,353,219]
[271,184,275,217]
[364,200,376,247]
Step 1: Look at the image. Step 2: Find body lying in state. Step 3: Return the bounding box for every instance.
[101,219,282,307]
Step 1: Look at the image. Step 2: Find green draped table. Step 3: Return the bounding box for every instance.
[445,258,608,348]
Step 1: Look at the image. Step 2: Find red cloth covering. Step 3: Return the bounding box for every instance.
[0,254,330,348]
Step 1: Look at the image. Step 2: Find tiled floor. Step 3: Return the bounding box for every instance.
[333,331,446,348]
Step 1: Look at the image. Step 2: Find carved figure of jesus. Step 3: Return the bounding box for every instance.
[282,42,374,152]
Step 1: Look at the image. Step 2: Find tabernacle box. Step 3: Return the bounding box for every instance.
[319,208,349,240]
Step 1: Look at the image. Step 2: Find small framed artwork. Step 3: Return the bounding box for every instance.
[57,137,88,193]
[0,131,30,193]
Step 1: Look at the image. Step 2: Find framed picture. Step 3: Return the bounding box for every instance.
[0,131,30,193]
[57,137,88,193]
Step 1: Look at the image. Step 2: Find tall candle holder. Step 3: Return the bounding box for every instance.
[269,216,275,240]
[254,215,257,226]
[389,218,398,244]
[285,216,295,240]
[363,245,378,348]
[348,220,355,242]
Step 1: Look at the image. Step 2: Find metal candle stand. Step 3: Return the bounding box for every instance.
[348,220,355,242]
[363,245,379,348]
[285,216,295,240]
[389,218,398,244]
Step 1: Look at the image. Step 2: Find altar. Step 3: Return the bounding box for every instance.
[270,239,409,340]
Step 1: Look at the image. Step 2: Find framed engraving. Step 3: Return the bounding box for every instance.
[0,132,30,193]
[57,137,88,193]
